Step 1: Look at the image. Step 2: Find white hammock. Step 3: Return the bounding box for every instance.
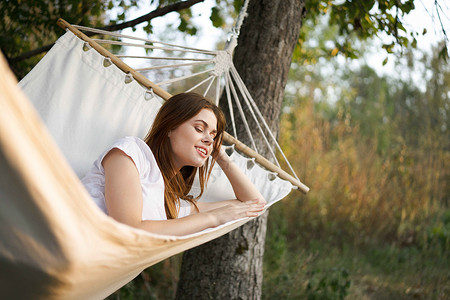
[0,26,307,298]
[61,19,307,188]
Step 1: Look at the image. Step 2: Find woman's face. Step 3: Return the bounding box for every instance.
[168,108,218,170]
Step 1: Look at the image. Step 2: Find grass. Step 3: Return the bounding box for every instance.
[263,202,450,300]
[260,94,450,299]
[115,208,449,300]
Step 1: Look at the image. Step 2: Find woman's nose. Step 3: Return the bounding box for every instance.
[202,133,213,144]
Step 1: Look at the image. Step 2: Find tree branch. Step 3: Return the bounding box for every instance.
[434,0,449,42]
[10,0,204,63]
[10,44,55,63]
[100,0,204,32]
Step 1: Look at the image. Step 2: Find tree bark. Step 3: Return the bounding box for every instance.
[176,0,306,299]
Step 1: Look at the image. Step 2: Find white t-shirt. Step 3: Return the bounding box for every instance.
[81,136,191,220]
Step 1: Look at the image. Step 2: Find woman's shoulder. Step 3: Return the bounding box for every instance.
[105,136,161,181]
[114,136,145,148]
[112,136,155,164]
[114,136,145,147]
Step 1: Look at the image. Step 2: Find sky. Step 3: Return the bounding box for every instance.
[119,0,449,52]
[116,0,449,92]
[118,0,228,50]
[366,0,449,77]
[402,0,449,52]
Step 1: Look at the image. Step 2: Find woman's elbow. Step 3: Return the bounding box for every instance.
[258,196,267,206]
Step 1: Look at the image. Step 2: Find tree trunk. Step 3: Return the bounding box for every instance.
[176,0,305,299]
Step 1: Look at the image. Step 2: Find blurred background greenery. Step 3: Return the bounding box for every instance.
[264,41,449,299]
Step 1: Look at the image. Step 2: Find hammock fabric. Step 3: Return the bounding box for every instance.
[0,31,293,299]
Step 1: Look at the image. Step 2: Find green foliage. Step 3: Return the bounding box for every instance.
[177,7,197,35]
[210,6,225,28]
[0,0,139,78]
[0,0,244,79]
[420,209,450,254]
[264,40,449,299]
[306,268,351,300]
[3,0,443,79]
[284,42,449,245]
[264,203,450,298]
[295,0,448,63]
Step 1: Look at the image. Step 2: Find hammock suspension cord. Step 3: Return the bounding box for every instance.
[56,0,309,193]
[75,25,298,180]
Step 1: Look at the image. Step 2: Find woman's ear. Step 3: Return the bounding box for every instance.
[168,130,172,138]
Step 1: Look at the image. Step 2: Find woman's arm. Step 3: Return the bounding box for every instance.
[215,148,266,205]
[139,200,263,236]
[102,149,264,236]
[195,199,243,213]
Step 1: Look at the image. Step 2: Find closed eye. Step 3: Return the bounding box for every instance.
[194,120,217,139]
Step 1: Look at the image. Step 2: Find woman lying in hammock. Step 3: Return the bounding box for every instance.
[82,92,266,236]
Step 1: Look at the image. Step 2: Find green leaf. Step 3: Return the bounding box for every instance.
[382,42,394,53]
[438,45,449,62]
[178,18,187,32]
[210,6,224,28]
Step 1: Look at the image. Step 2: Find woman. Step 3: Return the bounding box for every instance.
[82,92,265,236]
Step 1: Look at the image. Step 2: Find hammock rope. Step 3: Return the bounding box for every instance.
[214,73,221,105]
[225,71,258,151]
[92,39,216,56]
[77,29,290,180]
[135,61,212,71]
[70,28,297,180]
[73,24,216,54]
[116,56,212,61]
[231,0,249,37]
[156,68,215,86]
[224,74,237,137]
[230,65,298,176]
[201,75,215,96]
[70,2,299,177]
[56,17,309,193]
[76,29,296,177]
[185,74,215,93]
[227,66,279,166]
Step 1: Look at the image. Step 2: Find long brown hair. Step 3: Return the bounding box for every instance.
[144,93,225,219]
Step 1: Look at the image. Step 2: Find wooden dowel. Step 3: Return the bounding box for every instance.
[57,19,171,100]
[56,18,309,193]
[224,133,309,193]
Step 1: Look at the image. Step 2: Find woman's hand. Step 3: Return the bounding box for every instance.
[214,147,266,206]
[205,199,265,227]
[214,146,229,166]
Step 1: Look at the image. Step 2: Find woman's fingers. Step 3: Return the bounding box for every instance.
[209,200,266,226]
[240,201,265,217]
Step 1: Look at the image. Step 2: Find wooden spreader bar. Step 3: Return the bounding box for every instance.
[56,18,309,193]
